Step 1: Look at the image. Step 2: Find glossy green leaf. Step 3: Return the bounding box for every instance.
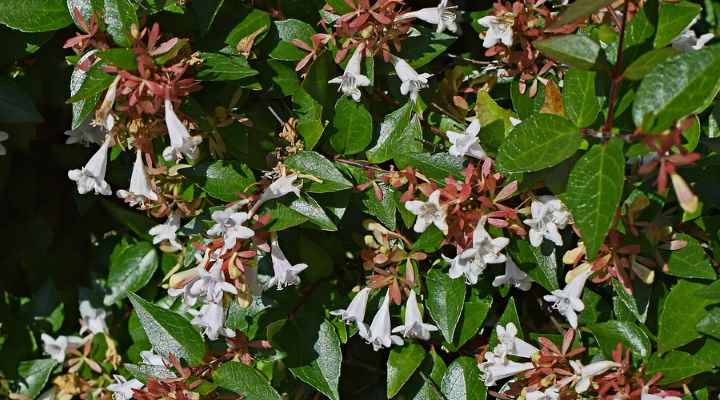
[563,139,625,260]
[402,350,446,400]
[269,19,316,61]
[658,280,715,353]
[425,269,465,343]
[362,183,397,230]
[225,8,271,48]
[0,0,72,32]
[654,1,701,48]
[329,97,373,155]
[397,27,457,69]
[534,34,604,70]
[367,102,422,164]
[213,361,282,400]
[183,160,256,202]
[590,320,651,358]
[97,48,138,71]
[103,0,138,47]
[285,151,352,193]
[666,233,716,280]
[13,359,57,399]
[395,152,464,182]
[497,114,581,173]
[128,292,206,366]
[289,193,337,231]
[549,0,613,29]
[646,350,714,384]
[449,294,492,351]
[563,69,602,127]
[633,45,720,132]
[197,53,259,81]
[697,308,720,340]
[440,357,487,400]
[104,241,158,305]
[387,343,426,398]
[292,88,325,149]
[67,63,115,103]
[70,51,101,129]
[623,47,679,80]
[514,241,560,292]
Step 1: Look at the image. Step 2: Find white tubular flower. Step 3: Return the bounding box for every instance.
[79,300,108,336]
[191,301,235,340]
[107,375,143,400]
[140,350,165,366]
[366,290,404,351]
[524,195,571,247]
[149,212,183,252]
[405,190,448,234]
[330,287,371,337]
[168,267,202,306]
[672,17,713,52]
[68,136,112,196]
[117,150,158,206]
[477,14,514,48]
[267,236,308,291]
[255,175,301,210]
[390,55,433,100]
[570,360,621,393]
[494,322,538,359]
[641,388,682,400]
[543,268,592,329]
[207,208,255,251]
[64,120,105,147]
[392,289,438,340]
[328,44,371,101]
[41,334,83,363]
[492,258,532,291]
[396,0,459,34]
[162,98,202,162]
[448,222,509,284]
[189,260,238,303]
[0,130,7,155]
[477,352,534,386]
[446,119,487,159]
[525,387,560,400]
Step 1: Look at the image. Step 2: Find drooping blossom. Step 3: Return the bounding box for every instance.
[330,287,371,337]
[477,352,534,386]
[190,260,238,303]
[267,236,308,290]
[149,212,183,252]
[117,150,158,206]
[79,300,108,336]
[492,258,532,291]
[41,334,83,363]
[523,195,571,247]
[191,301,235,340]
[162,98,202,162]
[68,136,112,196]
[543,267,592,328]
[390,55,432,100]
[672,17,713,52]
[366,290,404,351]
[568,359,621,393]
[392,289,438,340]
[106,375,143,400]
[405,190,448,234]
[329,44,371,101]
[396,0,459,34]
[446,119,487,159]
[447,222,509,284]
[477,14,514,48]
[207,208,254,252]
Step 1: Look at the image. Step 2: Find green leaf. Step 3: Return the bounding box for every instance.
[387,343,426,398]
[225,8,271,48]
[658,280,715,353]
[103,0,138,47]
[412,225,445,253]
[633,45,720,132]
[13,359,57,399]
[697,308,720,340]
[590,320,651,358]
[666,233,716,280]
[104,242,158,305]
[329,97,373,155]
[292,89,325,149]
[450,294,493,351]
[101,200,154,240]
[289,193,337,231]
[611,278,650,323]
[189,0,224,33]
[197,53,259,81]
[0,0,72,32]
[395,152,464,182]
[440,357,487,400]
[128,292,206,366]
[67,63,115,103]
[67,0,102,28]
[623,47,679,80]
[213,361,282,400]
[397,27,457,69]
[302,52,337,116]
[363,183,397,230]
[425,269,466,343]
[534,35,604,70]
[70,51,101,129]
[489,298,523,347]
[497,114,581,173]
[97,48,138,71]
[0,77,43,123]
[285,151,352,193]
[514,241,560,292]
[654,1,701,49]
[645,350,714,384]
[563,69,602,128]
[695,280,720,301]
[562,139,625,260]
[183,160,256,202]
[549,0,613,29]
[269,19,316,61]
[275,320,341,400]
[125,363,176,383]
[367,102,422,164]
[402,349,446,400]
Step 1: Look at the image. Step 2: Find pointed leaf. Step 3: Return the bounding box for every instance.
[285,151,352,193]
[213,361,282,400]
[387,343,426,398]
[104,241,158,305]
[440,357,487,400]
[425,269,465,343]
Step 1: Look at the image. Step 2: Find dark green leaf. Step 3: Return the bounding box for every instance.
[397,27,457,69]
[534,35,604,70]
[104,242,158,305]
[189,0,224,33]
[197,53,259,81]
[563,139,625,260]
[440,357,487,400]
[450,294,492,351]
[623,47,679,80]
[225,8,271,48]
[563,69,602,127]
[658,280,715,353]
[101,200,154,240]
[363,183,397,230]
[67,63,115,103]
[412,225,445,253]
[497,114,581,173]
[70,51,101,129]
[289,193,337,231]
[645,351,714,384]
[697,308,720,340]
[97,48,137,71]
[654,1,701,48]
[213,361,282,400]
[367,102,422,164]
[293,89,325,149]
[590,320,651,358]
[269,19,316,61]
[0,0,72,32]
[425,269,465,343]
[13,359,57,399]
[183,160,256,202]
[128,292,206,366]
[387,343,426,398]
[395,152,464,182]
[329,97,373,155]
[103,0,138,47]
[666,233,716,280]
[0,77,43,123]
[549,0,613,29]
[514,241,560,292]
[285,151,352,193]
